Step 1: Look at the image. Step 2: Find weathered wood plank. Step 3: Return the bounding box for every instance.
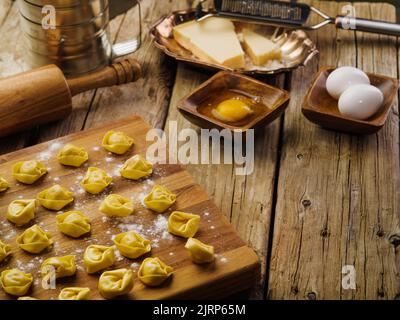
[83,0,193,129]
[267,0,399,300]
[0,2,33,155]
[0,3,29,78]
[348,1,399,300]
[0,0,12,28]
[163,59,285,299]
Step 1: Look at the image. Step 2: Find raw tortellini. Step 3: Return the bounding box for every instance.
[0,176,9,192]
[57,144,88,167]
[41,255,76,282]
[12,160,47,184]
[102,130,134,155]
[56,211,91,238]
[138,257,173,287]
[0,240,12,263]
[6,199,36,226]
[98,268,134,299]
[99,194,134,217]
[83,245,115,274]
[185,238,215,264]
[168,211,200,238]
[18,296,38,300]
[120,155,153,180]
[0,268,33,296]
[144,185,176,213]
[81,167,112,194]
[37,184,74,211]
[59,287,90,300]
[16,224,53,254]
[113,231,151,259]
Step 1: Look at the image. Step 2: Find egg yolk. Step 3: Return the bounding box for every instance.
[211,99,253,123]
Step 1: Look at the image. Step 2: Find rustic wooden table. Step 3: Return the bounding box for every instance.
[0,0,399,300]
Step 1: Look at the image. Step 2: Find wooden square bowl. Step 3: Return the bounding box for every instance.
[302,67,398,134]
[177,71,290,132]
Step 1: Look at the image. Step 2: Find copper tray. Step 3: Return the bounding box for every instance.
[149,9,318,75]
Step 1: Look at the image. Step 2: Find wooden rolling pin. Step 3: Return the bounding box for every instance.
[0,58,142,138]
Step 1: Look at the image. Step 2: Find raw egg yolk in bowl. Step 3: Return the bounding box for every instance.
[211,99,253,123]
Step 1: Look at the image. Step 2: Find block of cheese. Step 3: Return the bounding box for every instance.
[173,18,245,69]
[242,28,281,66]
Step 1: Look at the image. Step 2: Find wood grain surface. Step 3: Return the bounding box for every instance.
[0,116,260,300]
[164,65,285,299]
[0,0,399,300]
[267,1,400,300]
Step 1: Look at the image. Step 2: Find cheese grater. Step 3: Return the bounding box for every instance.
[196,0,400,36]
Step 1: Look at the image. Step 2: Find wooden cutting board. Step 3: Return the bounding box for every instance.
[0,115,259,300]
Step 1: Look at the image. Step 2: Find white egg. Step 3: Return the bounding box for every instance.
[338,84,383,120]
[326,66,370,99]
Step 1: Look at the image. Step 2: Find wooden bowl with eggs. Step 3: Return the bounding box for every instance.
[177,71,290,132]
[302,67,398,134]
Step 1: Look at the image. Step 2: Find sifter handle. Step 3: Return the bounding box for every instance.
[67,58,142,96]
[335,16,400,36]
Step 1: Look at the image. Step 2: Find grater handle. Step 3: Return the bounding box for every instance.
[335,16,400,36]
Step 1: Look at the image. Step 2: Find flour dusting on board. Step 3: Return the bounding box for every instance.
[113,164,123,177]
[114,247,124,261]
[38,142,62,161]
[220,257,228,263]
[0,227,16,241]
[116,214,173,248]
[130,262,140,270]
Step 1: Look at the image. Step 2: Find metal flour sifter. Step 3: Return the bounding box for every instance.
[17,0,142,77]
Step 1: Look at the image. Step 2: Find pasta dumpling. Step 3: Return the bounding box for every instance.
[99,194,134,217]
[6,199,36,226]
[83,245,115,274]
[102,131,134,155]
[113,231,151,259]
[0,176,9,193]
[37,184,74,211]
[57,144,88,167]
[144,185,176,213]
[98,268,134,299]
[168,211,200,238]
[18,296,38,300]
[56,211,91,238]
[16,224,53,254]
[185,238,215,264]
[81,167,112,194]
[0,269,33,296]
[41,255,76,282]
[12,160,47,184]
[59,287,90,300]
[0,240,12,263]
[138,257,173,287]
[120,155,153,180]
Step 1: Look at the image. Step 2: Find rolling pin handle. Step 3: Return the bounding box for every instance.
[67,58,142,96]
